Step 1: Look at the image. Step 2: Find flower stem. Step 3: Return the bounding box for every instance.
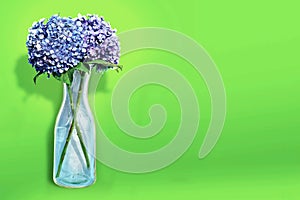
[73,73,90,168]
[55,72,90,177]
[55,84,76,178]
[75,123,90,168]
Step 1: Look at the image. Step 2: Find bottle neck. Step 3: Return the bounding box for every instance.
[63,71,90,106]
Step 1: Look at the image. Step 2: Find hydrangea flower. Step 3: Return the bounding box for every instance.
[87,35,120,63]
[85,35,120,72]
[26,15,86,76]
[75,14,114,48]
[75,14,120,66]
[26,14,121,80]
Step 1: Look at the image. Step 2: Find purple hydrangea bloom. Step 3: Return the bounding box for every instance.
[98,35,120,65]
[75,14,120,63]
[84,35,120,62]
[26,15,87,75]
[75,14,114,47]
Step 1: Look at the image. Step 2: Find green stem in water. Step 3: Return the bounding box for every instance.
[55,72,90,177]
[73,73,90,169]
[55,84,76,178]
[75,123,90,168]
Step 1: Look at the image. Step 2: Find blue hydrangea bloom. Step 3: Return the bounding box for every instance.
[26,15,87,75]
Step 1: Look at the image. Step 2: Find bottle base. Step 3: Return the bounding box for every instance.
[53,174,95,188]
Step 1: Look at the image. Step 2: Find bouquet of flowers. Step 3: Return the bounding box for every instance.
[27,14,121,82]
[26,14,121,188]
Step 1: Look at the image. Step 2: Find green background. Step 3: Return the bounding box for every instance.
[1,0,300,199]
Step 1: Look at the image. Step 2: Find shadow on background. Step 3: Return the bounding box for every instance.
[15,55,109,184]
[15,55,62,102]
[15,55,61,184]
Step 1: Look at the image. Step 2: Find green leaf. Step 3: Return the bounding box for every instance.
[62,73,71,85]
[53,71,72,85]
[53,73,62,81]
[85,59,123,72]
[33,71,44,84]
[85,59,109,65]
[67,68,75,84]
[76,62,90,73]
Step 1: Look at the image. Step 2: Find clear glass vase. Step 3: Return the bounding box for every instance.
[53,70,96,188]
